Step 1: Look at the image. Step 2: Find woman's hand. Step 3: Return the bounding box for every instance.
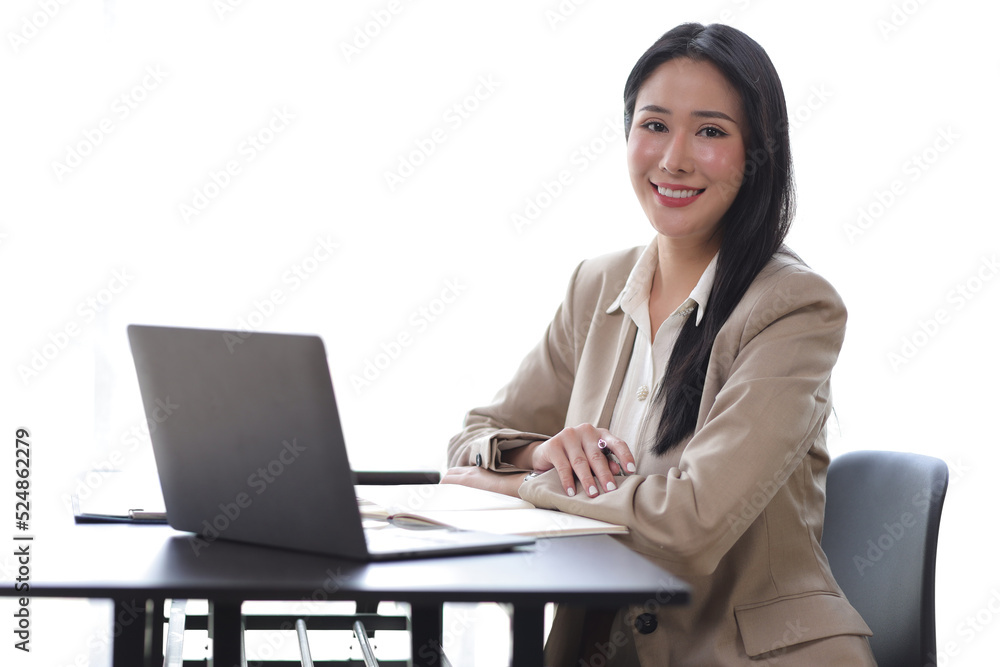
[530,424,635,498]
[440,466,525,498]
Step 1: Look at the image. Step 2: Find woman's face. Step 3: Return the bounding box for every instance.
[627,58,746,252]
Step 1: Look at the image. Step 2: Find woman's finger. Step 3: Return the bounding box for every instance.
[598,431,636,476]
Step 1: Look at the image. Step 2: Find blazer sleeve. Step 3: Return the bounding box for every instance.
[446,261,585,471]
[519,267,848,577]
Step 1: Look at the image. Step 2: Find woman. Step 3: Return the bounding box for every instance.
[444,23,876,665]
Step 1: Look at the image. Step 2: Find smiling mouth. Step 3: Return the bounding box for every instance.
[656,185,706,198]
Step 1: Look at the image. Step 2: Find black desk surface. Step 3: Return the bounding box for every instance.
[4,524,690,607]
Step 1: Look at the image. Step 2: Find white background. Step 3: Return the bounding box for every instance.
[2,0,998,664]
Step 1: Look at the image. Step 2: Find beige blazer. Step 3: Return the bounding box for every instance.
[447,245,875,665]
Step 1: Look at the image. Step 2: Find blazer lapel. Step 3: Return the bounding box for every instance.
[595,316,637,430]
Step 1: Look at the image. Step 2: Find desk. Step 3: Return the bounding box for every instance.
[2,524,688,666]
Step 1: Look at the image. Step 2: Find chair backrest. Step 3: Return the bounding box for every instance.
[821,450,948,667]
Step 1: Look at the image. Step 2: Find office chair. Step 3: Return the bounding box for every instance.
[821,450,948,667]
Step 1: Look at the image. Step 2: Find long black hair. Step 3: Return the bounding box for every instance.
[623,23,795,454]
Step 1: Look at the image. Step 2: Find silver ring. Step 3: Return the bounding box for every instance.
[597,438,607,449]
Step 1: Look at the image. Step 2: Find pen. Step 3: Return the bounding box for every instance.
[598,438,627,475]
[597,438,635,477]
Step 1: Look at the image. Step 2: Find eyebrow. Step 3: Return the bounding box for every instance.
[638,104,737,124]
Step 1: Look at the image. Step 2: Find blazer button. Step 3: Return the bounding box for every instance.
[634,613,657,635]
[475,453,483,467]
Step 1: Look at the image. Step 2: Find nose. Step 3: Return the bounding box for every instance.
[659,134,693,174]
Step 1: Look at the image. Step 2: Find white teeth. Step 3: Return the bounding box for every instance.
[657,186,702,198]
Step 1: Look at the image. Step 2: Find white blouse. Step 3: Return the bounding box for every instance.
[606,241,718,458]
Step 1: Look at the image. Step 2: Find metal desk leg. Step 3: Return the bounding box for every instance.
[148,597,165,666]
[110,597,147,667]
[410,603,443,667]
[163,599,189,667]
[208,600,243,667]
[510,603,545,667]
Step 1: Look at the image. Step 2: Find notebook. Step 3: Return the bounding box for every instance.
[126,324,534,560]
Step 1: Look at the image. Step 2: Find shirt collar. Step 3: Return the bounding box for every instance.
[607,239,718,327]
[688,252,718,326]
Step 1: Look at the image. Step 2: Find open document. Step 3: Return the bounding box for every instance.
[356,483,628,538]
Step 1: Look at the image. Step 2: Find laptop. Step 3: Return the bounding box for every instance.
[126,324,533,560]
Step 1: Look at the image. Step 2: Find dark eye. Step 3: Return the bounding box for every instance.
[642,121,667,133]
[699,126,727,138]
